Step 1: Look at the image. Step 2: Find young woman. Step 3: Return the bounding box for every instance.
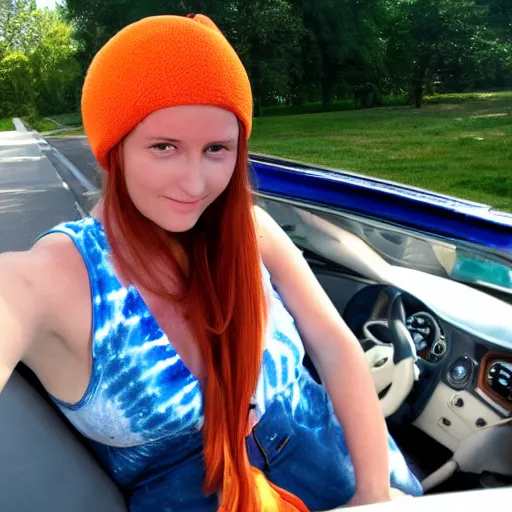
[0,14,422,512]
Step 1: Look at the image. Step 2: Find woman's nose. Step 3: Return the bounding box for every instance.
[176,156,207,198]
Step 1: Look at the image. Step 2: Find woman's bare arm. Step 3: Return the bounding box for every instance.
[255,206,392,505]
[0,249,56,393]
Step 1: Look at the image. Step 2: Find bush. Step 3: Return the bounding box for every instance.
[0,52,36,118]
[0,118,15,131]
[23,116,58,132]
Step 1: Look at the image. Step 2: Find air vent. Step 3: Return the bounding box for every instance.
[487,361,512,403]
[477,351,512,413]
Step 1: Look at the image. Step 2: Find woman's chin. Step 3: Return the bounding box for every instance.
[150,212,202,233]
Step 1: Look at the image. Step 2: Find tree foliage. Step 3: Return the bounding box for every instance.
[0,0,80,117]
[0,0,511,117]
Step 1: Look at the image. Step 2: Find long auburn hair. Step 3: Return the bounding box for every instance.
[102,123,266,511]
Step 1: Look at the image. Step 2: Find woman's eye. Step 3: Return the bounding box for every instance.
[151,143,175,152]
[206,144,227,154]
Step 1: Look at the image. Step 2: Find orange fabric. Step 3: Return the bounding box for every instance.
[81,14,252,170]
[218,467,310,512]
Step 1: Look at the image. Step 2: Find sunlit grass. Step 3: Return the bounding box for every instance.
[50,112,82,126]
[24,117,58,132]
[251,95,512,212]
[44,93,512,212]
[0,118,15,131]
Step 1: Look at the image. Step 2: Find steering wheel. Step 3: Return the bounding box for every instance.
[361,290,417,417]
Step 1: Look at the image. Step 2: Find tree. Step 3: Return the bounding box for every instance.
[29,9,81,114]
[227,0,303,115]
[64,0,132,71]
[1,0,37,53]
[64,0,303,116]
[477,0,512,39]
[385,0,485,108]
[61,0,512,115]
[290,0,387,111]
[0,51,34,116]
[472,0,512,89]
[0,0,80,117]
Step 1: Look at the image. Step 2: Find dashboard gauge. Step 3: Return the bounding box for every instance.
[406,311,447,362]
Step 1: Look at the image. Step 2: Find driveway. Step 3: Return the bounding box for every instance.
[0,129,80,252]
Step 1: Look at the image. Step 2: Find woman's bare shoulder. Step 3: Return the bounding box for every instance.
[0,233,89,381]
[1,233,73,281]
[28,231,85,278]
[31,232,90,298]
[253,204,274,256]
[253,204,302,279]
[0,232,89,325]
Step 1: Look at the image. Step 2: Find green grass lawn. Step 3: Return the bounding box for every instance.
[54,127,85,136]
[24,117,59,132]
[252,93,512,212]
[260,91,512,116]
[50,112,82,126]
[45,92,512,212]
[0,118,15,131]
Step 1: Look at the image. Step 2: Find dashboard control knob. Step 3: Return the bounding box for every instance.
[451,365,468,381]
[446,356,474,390]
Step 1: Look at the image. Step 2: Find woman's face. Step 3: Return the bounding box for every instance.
[122,105,240,233]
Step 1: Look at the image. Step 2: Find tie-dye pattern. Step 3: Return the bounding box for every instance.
[36,217,422,511]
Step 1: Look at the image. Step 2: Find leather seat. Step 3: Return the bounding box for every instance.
[0,369,128,512]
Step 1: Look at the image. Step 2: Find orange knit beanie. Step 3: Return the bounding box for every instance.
[81,14,252,170]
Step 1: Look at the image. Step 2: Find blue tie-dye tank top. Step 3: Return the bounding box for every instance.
[38,216,304,437]
[36,216,422,511]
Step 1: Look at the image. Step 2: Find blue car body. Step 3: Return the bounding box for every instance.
[250,154,512,252]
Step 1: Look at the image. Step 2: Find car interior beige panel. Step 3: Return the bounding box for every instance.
[413,383,502,452]
[321,487,512,512]
[424,423,512,494]
[448,390,502,428]
[475,387,509,416]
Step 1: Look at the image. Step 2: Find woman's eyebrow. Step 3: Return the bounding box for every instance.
[208,139,237,145]
[145,137,237,145]
[145,137,181,143]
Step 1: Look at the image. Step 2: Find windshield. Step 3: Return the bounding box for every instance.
[258,196,512,304]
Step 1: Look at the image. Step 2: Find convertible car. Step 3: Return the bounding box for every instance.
[1,147,512,510]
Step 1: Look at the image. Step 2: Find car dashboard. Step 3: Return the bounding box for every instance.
[344,281,512,453]
[261,198,512,455]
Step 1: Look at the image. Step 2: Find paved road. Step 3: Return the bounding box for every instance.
[47,136,102,190]
[0,130,80,252]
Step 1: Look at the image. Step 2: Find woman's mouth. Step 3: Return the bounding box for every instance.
[163,196,205,212]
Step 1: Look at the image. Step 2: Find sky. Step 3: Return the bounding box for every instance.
[35,0,61,9]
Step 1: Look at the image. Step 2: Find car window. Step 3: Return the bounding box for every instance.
[258,196,512,304]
